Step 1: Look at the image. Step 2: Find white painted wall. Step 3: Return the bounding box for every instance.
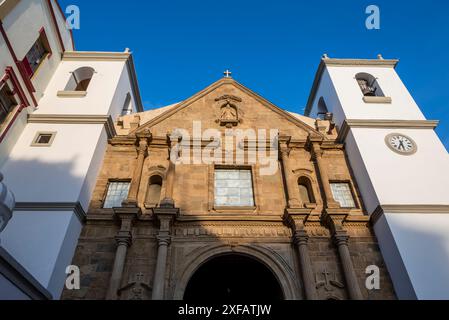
[0,110,27,167]
[35,59,128,116]
[381,213,449,299]
[0,210,82,299]
[0,274,31,300]
[328,66,425,125]
[49,0,74,52]
[0,0,74,167]
[108,66,138,120]
[311,61,449,300]
[2,0,66,101]
[2,123,105,207]
[308,68,344,124]
[373,214,416,299]
[309,65,426,129]
[349,127,449,212]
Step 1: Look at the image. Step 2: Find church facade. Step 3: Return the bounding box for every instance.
[2,1,449,302]
[62,76,396,300]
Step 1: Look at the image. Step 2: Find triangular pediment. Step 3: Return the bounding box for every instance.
[133,77,323,140]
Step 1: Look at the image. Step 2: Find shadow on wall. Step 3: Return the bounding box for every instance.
[0,156,86,299]
[1,156,84,203]
[381,214,449,300]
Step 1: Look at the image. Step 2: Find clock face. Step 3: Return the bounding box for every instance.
[385,133,417,155]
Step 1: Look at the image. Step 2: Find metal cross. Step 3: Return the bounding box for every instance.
[223,70,232,78]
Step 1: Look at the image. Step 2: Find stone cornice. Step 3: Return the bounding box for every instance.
[324,58,399,68]
[305,57,399,116]
[28,114,117,139]
[14,202,87,224]
[176,215,284,223]
[337,119,439,142]
[371,204,449,225]
[62,51,131,61]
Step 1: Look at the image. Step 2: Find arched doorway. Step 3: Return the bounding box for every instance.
[183,254,284,301]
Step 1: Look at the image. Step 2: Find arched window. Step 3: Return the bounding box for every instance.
[64,67,95,91]
[146,175,163,207]
[298,177,315,204]
[317,97,332,120]
[121,93,133,115]
[355,73,384,97]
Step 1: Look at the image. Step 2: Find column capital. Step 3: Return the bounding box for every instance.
[115,231,132,247]
[322,211,348,233]
[153,207,179,232]
[156,235,171,246]
[333,232,350,247]
[136,128,152,140]
[307,134,324,145]
[278,135,292,153]
[113,206,141,221]
[283,211,309,229]
[293,229,309,246]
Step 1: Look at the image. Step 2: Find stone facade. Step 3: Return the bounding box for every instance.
[62,77,396,300]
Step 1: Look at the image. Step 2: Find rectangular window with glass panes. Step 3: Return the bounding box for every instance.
[214,168,254,207]
[103,181,131,208]
[330,182,356,208]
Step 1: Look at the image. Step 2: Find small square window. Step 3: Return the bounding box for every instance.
[103,181,131,208]
[31,132,56,147]
[214,168,254,207]
[330,183,356,208]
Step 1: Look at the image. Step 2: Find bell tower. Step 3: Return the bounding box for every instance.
[305,55,449,299]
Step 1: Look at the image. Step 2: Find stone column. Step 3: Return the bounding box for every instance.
[151,235,170,300]
[106,208,139,300]
[325,213,363,300]
[279,137,301,208]
[151,207,179,300]
[124,130,151,207]
[161,135,177,208]
[310,138,339,209]
[284,213,317,300]
[294,230,318,300]
[334,233,363,300]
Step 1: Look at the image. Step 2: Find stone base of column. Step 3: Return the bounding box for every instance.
[159,198,175,208]
[285,207,314,215]
[121,199,139,208]
[113,206,141,218]
[326,201,342,209]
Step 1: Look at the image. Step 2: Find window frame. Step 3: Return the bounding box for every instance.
[30,131,56,147]
[0,82,18,130]
[213,165,256,210]
[297,176,316,205]
[329,181,357,209]
[22,27,52,79]
[145,175,164,208]
[102,179,131,209]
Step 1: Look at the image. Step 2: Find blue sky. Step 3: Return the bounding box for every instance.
[59,0,449,149]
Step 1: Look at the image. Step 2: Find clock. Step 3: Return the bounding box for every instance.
[385,133,417,155]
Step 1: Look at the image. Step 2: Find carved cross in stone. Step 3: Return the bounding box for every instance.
[316,269,344,292]
[223,70,232,78]
[135,272,145,282]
